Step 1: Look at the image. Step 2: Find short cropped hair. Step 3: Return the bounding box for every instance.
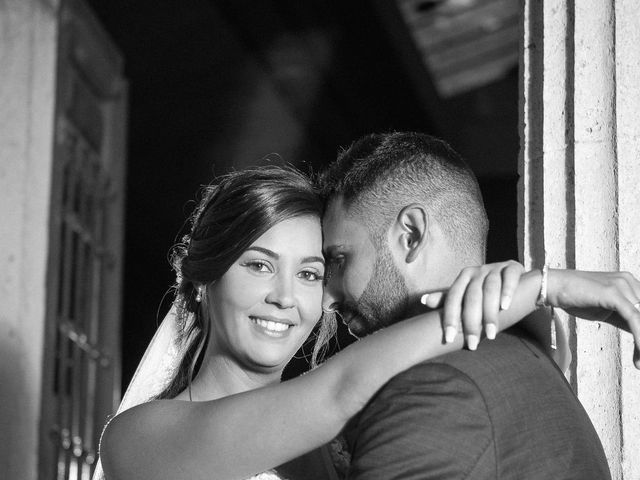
[319,132,489,262]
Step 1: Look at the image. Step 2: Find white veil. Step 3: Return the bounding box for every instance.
[92,304,193,480]
[91,303,295,480]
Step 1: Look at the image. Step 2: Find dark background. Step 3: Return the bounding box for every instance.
[86,0,520,388]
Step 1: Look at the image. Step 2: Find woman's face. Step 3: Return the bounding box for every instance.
[207,215,325,372]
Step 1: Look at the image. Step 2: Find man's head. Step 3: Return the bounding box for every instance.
[319,132,488,337]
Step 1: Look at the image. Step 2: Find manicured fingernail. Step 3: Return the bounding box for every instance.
[467,334,479,351]
[445,326,458,343]
[500,295,511,310]
[420,293,429,305]
[485,323,497,340]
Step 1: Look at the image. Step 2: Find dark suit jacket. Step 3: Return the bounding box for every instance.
[345,328,611,479]
[277,446,339,480]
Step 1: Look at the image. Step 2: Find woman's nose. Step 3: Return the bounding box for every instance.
[265,275,295,309]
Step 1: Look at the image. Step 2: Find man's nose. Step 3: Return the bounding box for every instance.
[266,275,295,309]
[322,278,342,313]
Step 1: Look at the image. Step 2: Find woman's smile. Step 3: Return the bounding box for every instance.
[250,315,295,337]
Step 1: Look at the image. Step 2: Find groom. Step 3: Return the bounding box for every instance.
[318,132,612,479]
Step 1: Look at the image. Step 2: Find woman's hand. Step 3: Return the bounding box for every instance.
[420,260,525,350]
[546,269,640,368]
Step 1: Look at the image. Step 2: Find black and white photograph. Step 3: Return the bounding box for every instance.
[2,1,639,479]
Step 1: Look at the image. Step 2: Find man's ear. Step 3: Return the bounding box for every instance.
[392,204,428,263]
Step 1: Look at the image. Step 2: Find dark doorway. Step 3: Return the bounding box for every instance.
[86,0,520,386]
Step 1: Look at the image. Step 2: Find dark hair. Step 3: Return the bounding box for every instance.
[318,132,488,262]
[156,165,335,399]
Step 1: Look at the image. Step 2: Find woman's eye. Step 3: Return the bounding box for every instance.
[244,261,272,273]
[299,270,323,282]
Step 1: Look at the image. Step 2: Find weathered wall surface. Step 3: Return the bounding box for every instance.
[0,1,59,479]
[520,1,640,478]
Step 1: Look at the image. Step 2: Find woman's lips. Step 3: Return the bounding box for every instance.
[250,316,294,337]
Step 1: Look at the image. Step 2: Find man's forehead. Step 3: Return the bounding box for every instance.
[323,195,346,223]
[322,195,368,252]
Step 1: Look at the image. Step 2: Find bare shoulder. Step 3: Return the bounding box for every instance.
[100,400,195,479]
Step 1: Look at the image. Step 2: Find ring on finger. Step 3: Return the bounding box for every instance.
[634,301,640,311]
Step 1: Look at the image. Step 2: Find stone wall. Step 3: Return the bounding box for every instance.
[520,1,640,477]
[0,1,59,479]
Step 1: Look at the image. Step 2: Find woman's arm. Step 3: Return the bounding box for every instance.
[101,267,544,480]
[546,269,640,367]
[101,268,640,480]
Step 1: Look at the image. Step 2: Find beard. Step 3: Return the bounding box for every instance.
[342,245,410,338]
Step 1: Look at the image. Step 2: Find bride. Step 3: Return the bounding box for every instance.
[96,166,640,480]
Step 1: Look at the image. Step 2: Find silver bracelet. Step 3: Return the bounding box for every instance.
[536,264,557,349]
[536,264,549,307]
[550,311,557,350]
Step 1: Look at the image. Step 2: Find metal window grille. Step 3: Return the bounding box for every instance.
[39,1,127,478]
[50,116,113,480]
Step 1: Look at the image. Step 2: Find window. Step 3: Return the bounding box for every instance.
[39,1,127,478]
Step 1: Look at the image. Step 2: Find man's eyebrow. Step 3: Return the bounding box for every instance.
[246,246,279,259]
[302,256,325,265]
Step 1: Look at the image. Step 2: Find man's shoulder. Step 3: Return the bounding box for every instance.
[375,326,575,419]
[348,349,497,480]
[388,327,544,386]
[374,357,484,400]
[349,330,611,480]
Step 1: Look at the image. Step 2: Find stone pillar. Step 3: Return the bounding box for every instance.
[0,1,59,479]
[520,0,640,477]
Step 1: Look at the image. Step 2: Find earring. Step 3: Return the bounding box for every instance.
[195,286,203,303]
